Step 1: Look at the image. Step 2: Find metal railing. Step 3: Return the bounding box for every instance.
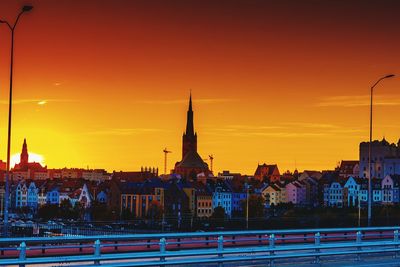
[0,226,399,266]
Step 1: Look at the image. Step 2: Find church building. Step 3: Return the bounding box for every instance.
[12,139,47,180]
[174,94,210,180]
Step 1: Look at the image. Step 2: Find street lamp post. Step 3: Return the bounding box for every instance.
[245,183,249,230]
[0,5,33,236]
[367,74,395,227]
[358,190,361,227]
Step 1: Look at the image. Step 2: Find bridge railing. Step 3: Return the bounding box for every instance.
[0,227,400,266]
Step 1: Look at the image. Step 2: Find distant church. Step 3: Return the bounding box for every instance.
[173,94,210,180]
[12,138,47,180]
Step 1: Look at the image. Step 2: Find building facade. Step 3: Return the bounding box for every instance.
[359,138,400,179]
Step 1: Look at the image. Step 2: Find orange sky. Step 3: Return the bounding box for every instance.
[0,0,399,174]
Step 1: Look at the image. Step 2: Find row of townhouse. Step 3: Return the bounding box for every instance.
[10,178,109,212]
[324,175,400,207]
[110,171,252,219]
[13,168,111,182]
[248,169,400,209]
[119,170,324,219]
[262,177,319,207]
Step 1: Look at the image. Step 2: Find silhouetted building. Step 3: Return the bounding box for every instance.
[359,138,400,179]
[174,94,210,180]
[254,163,280,182]
[12,139,47,181]
[338,160,359,178]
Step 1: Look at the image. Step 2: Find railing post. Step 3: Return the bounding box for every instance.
[177,238,181,248]
[159,238,166,262]
[79,242,83,252]
[356,231,362,243]
[206,236,209,246]
[94,239,101,265]
[114,241,118,251]
[18,242,26,267]
[42,243,45,254]
[147,239,151,249]
[314,232,320,264]
[258,234,262,244]
[356,231,362,261]
[218,235,224,267]
[269,234,275,267]
[232,235,236,245]
[394,230,399,258]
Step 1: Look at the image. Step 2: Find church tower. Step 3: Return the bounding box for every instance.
[174,93,210,180]
[182,93,197,159]
[20,138,29,166]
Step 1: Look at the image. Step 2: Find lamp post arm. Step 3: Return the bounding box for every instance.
[12,11,26,30]
[0,19,12,30]
[371,78,384,90]
[371,74,395,90]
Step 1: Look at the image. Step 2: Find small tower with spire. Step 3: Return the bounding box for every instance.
[20,138,29,166]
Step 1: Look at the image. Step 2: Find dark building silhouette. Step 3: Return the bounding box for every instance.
[20,138,29,166]
[359,138,400,179]
[254,163,280,183]
[12,139,47,180]
[174,94,210,180]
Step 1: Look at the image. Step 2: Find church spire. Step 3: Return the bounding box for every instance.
[189,91,192,111]
[185,92,194,137]
[20,138,29,166]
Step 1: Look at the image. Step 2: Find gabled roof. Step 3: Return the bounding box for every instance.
[175,150,209,169]
[301,170,323,179]
[13,162,47,172]
[319,171,339,184]
[225,177,246,193]
[302,176,318,185]
[207,179,232,193]
[269,184,281,191]
[340,160,359,167]
[254,163,279,176]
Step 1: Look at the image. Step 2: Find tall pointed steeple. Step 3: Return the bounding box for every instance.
[20,138,29,166]
[185,92,194,137]
[182,92,197,159]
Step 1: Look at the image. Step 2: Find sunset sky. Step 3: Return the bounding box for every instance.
[0,0,399,174]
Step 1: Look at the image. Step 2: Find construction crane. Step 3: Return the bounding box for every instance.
[163,148,172,175]
[209,154,214,172]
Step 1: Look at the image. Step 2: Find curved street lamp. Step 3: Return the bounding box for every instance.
[0,5,33,236]
[367,74,395,227]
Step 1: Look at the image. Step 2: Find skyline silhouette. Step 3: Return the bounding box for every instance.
[0,0,399,174]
